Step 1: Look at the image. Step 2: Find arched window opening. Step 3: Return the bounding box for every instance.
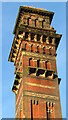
[31,33,35,41]
[29,58,32,66]
[31,100,33,119]
[42,20,45,28]
[36,100,38,105]
[34,100,35,104]
[35,19,36,27]
[46,102,48,120]
[37,34,41,42]
[31,44,33,52]
[37,46,39,53]
[35,19,39,27]
[27,18,29,25]
[25,32,29,40]
[43,47,45,54]
[37,59,40,67]
[49,37,53,44]
[52,103,53,107]
[49,48,53,55]
[27,17,32,26]
[25,43,27,51]
[43,35,46,42]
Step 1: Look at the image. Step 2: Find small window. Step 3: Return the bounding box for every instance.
[42,20,45,28]
[37,59,40,67]
[49,37,52,44]
[43,35,46,42]
[43,47,47,54]
[35,19,39,27]
[43,47,45,54]
[37,100,38,105]
[52,103,53,107]
[29,58,32,66]
[28,18,32,26]
[37,34,41,42]
[49,48,53,55]
[34,100,35,104]
[31,33,35,41]
[31,44,33,52]
[37,46,39,53]
[27,18,29,25]
[25,32,29,39]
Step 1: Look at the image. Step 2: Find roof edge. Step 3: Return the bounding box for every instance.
[13,6,54,34]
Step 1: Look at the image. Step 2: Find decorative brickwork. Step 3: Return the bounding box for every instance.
[8,6,62,119]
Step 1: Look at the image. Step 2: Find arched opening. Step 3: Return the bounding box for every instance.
[35,19,39,27]
[31,33,35,41]
[49,36,53,44]
[27,18,29,25]
[29,58,32,66]
[25,32,29,40]
[23,17,27,25]
[42,20,45,28]
[37,59,40,67]
[46,102,48,120]
[43,47,47,54]
[31,44,33,52]
[37,46,39,53]
[34,100,35,104]
[31,100,33,119]
[35,19,36,27]
[49,48,53,55]
[37,34,41,42]
[43,35,46,42]
[36,100,38,105]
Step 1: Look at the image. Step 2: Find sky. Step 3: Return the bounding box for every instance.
[2,2,66,118]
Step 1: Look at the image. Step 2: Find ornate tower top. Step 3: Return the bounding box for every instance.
[8,6,62,118]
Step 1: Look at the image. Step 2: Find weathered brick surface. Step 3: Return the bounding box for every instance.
[39,100,45,118]
[23,84,57,95]
[9,7,62,119]
[24,77,56,87]
[54,102,62,118]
